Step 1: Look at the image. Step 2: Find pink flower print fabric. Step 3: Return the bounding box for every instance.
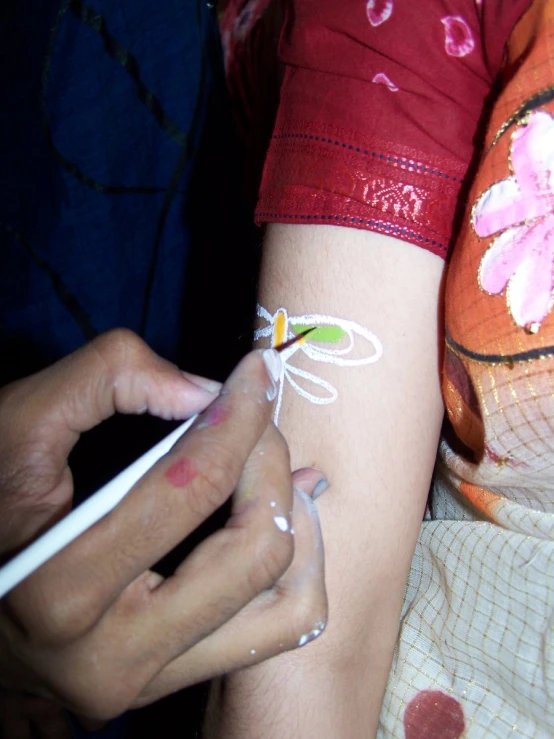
[441,16,475,57]
[371,72,399,91]
[366,0,393,26]
[473,111,554,332]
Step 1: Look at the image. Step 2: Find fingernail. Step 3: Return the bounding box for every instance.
[181,371,222,395]
[262,349,282,402]
[312,478,329,500]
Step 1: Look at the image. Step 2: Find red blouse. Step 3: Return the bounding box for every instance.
[244,0,531,259]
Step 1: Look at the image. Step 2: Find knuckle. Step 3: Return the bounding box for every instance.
[47,646,149,721]
[247,524,294,592]
[8,583,102,647]
[0,446,40,499]
[184,446,239,518]
[93,328,147,370]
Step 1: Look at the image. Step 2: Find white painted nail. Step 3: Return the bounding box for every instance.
[262,348,282,382]
[312,478,329,500]
[262,349,282,401]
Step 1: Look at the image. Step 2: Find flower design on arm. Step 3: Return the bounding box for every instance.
[473,111,554,333]
[255,305,383,425]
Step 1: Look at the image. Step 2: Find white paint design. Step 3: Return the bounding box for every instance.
[255,305,383,424]
[298,621,327,647]
[274,515,289,532]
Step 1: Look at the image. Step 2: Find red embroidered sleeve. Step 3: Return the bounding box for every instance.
[256,0,531,259]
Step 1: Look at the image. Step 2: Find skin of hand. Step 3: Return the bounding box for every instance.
[0,329,328,733]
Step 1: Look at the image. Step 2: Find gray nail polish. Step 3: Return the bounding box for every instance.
[312,478,329,500]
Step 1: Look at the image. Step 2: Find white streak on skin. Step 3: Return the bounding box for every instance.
[294,487,324,554]
[270,501,276,508]
[297,620,327,648]
[250,649,256,656]
[254,305,383,425]
[273,515,289,532]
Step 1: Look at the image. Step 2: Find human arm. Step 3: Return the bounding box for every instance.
[0,330,327,729]
[208,223,445,737]
[207,0,535,730]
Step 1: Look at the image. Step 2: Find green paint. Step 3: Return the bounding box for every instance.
[291,324,347,343]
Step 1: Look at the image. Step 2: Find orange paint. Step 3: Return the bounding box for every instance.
[272,309,288,347]
[459,480,502,520]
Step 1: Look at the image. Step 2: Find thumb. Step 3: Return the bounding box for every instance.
[291,467,329,501]
[0,330,219,481]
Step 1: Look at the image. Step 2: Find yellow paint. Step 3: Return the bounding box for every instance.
[272,309,288,348]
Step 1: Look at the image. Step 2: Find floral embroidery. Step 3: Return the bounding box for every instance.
[473,111,554,332]
[366,0,393,27]
[372,72,399,92]
[441,16,475,57]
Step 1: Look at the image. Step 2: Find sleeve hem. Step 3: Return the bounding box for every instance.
[256,121,467,260]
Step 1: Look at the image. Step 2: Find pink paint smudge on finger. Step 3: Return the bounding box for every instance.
[372,72,399,92]
[441,16,475,57]
[197,404,227,429]
[366,0,393,27]
[165,458,199,488]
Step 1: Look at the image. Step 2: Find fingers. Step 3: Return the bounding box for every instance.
[132,421,295,662]
[24,455,324,721]
[131,480,327,706]
[0,330,218,496]
[6,350,281,645]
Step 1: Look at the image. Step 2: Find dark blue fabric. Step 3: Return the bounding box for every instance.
[0,0,213,384]
[0,3,255,735]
